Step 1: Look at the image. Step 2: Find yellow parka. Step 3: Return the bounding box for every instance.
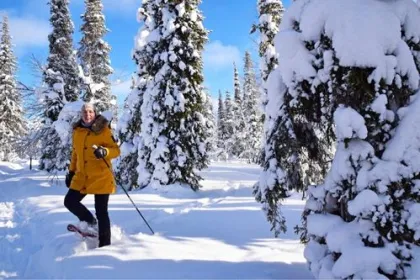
[69,115,120,194]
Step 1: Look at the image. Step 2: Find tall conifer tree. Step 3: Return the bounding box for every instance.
[39,0,80,172]
[116,1,154,189]
[251,0,284,84]
[136,0,210,190]
[257,0,420,278]
[242,52,262,162]
[78,0,115,114]
[216,90,226,158]
[0,16,26,161]
[203,89,217,159]
[223,90,235,158]
[232,63,246,158]
[251,0,284,164]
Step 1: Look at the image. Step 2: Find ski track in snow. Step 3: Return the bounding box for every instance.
[0,160,311,279]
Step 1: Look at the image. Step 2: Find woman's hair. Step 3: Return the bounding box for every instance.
[81,102,96,113]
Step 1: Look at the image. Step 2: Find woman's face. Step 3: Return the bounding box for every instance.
[82,107,95,124]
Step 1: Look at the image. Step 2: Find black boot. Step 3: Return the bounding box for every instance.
[98,231,111,247]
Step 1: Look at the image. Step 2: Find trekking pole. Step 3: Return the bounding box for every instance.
[93,145,155,235]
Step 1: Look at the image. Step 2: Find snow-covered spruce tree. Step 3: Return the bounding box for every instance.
[203,88,217,160]
[250,0,284,106]
[268,0,420,278]
[14,119,43,169]
[250,0,284,164]
[39,0,80,172]
[136,0,210,191]
[115,83,143,189]
[115,0,158,190]
[242,51,263,163]
[216,90,227,160]
[78,0,115,114]
[253,0,336,237]
[0,15,26,161]
[253,72,301,236]
[251,0,284,81]
[231,63,246,158]
[223,90,235,158]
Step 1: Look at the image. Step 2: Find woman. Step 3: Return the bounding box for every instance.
[64,103,120,247]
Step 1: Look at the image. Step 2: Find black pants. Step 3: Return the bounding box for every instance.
[64,189,111,247]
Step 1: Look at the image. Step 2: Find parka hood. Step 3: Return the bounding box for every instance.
[73,115,109,134]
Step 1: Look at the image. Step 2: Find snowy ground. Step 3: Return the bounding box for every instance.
[0,160,311,279]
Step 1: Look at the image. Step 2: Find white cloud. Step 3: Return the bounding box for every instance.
[203,40,241,70]
[1,13,50,50]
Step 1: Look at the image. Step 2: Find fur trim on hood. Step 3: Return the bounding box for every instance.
[73,115,109,134]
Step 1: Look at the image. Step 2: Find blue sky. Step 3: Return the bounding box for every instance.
[0,0,290,104]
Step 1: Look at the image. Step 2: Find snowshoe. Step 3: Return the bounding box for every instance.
[67,223,98,238]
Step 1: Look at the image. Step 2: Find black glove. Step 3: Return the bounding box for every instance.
[65,171,75,188]
[94,146,107,159]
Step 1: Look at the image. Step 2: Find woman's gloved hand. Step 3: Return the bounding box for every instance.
[93,146,107,159]
[65,171,75,188]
